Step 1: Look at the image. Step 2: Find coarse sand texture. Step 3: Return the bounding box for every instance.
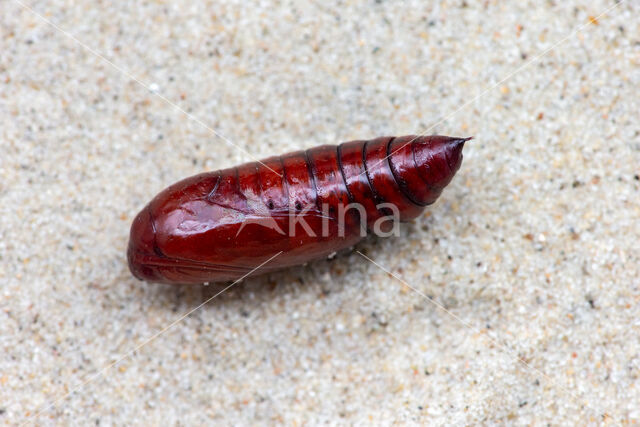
[1,0,639,425]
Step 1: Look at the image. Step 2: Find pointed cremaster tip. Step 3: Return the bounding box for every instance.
[454,136,473,146]
[444,136,472,172]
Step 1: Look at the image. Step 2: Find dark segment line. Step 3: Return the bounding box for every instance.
[303,148,322,215]
[386,138,426,207]
[336,143,355,204]
[362,140,386,206]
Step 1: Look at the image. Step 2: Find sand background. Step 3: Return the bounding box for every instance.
[1,0,639,425]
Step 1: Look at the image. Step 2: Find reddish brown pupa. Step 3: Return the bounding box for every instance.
[127,135,469,284]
